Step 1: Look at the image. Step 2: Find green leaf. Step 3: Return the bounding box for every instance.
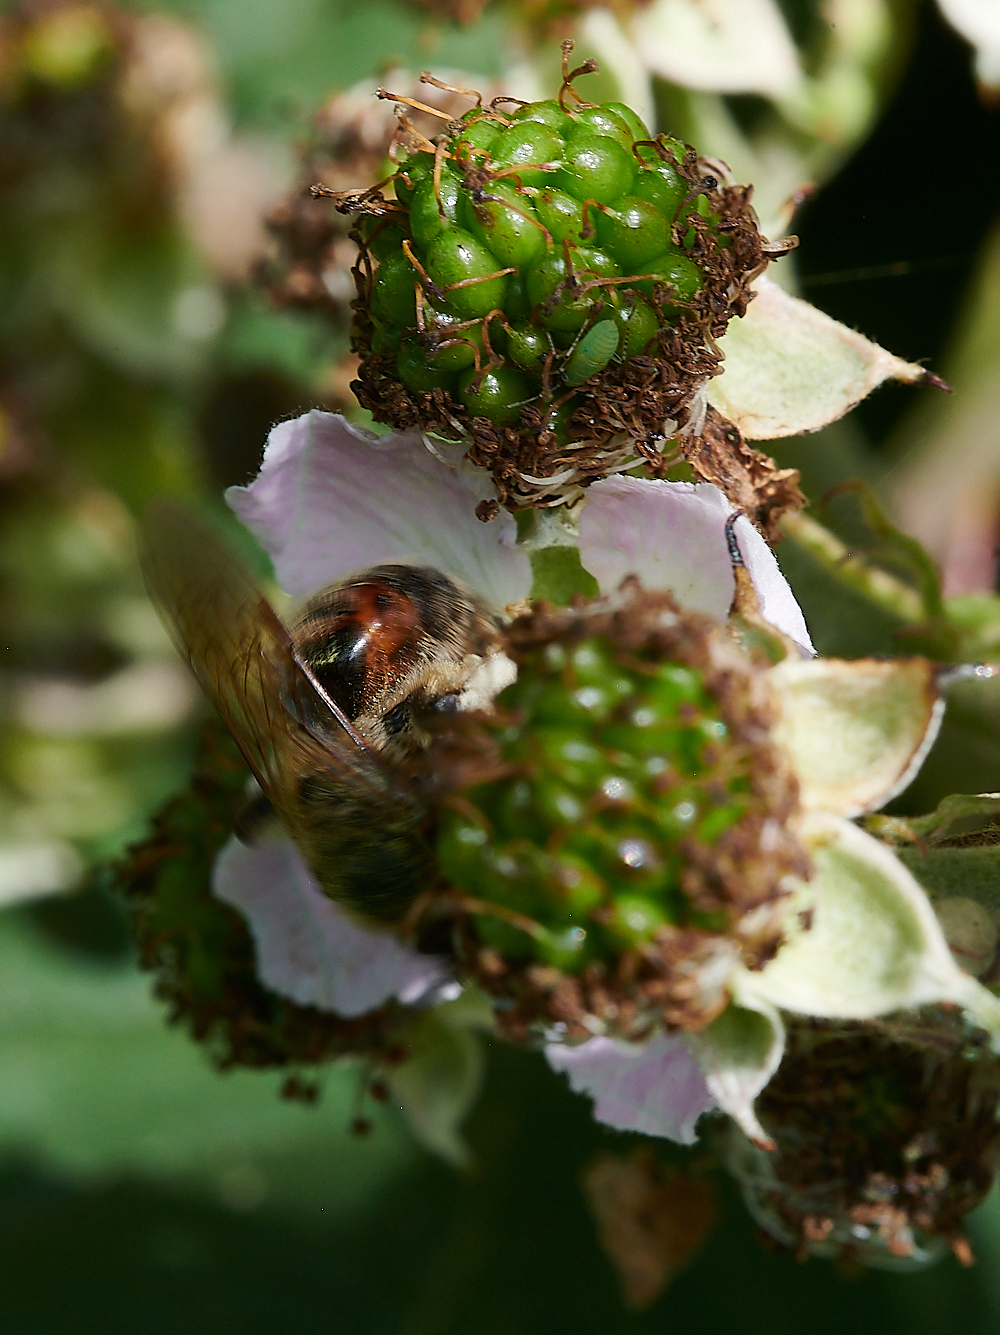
[517,507,598,605]
[528,546,600,605]
[708,277,930,441]
[0,910,417,1212]
[946,593,1000,659]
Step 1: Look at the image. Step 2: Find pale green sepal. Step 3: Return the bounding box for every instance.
[770,657,943,817]
[516,506,598,606]
[386,992,491,1168]
[747,814,1000,1048]
[707,277,929,440]
[688,993,784,1147]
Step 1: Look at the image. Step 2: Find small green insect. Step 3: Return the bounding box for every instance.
[563,320,620,386]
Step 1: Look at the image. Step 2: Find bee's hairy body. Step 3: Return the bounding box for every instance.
[141,502,515,925]
[287,565,510,920]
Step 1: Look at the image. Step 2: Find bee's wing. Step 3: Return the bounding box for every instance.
[140,498,395,826]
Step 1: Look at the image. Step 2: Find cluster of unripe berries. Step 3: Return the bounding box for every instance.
[356,93,720,430]
[437,634,750,972]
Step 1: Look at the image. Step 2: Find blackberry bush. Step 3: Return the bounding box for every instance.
[322,48,786,512]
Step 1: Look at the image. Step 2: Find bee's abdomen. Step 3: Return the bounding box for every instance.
[293,773,434,923]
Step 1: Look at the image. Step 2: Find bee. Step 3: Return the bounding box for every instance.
[140,498,515,923]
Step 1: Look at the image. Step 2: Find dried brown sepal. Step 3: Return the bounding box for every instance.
[729,1013,1000,1265]
[115,720,411,1072]
[421,582,808,1040]
[582,1148,716,1310]
[676,404,806,540]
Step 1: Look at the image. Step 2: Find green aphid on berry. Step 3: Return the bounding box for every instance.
[330,45,780,511]
[564,319,619,385]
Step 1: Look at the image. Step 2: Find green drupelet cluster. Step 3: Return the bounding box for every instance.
[328,65,766,507]
[436,632,752,975]
[369,97,702,412]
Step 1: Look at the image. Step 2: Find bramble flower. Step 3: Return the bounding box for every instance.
[100,9,1000,1284]
[204,410,1000,1162]
[215,407,804,1014]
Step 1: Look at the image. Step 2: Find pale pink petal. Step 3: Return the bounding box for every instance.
[580,476,813,653]
[733,519,814,655]
[545,1031,717,1144]
[212,835,449,1017]
[938,0,1000,92]
[226,411,531,608]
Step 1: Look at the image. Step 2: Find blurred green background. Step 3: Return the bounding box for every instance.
[2,0,1000,1328]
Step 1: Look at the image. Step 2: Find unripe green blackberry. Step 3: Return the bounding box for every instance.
[725,1017,1000,1269]
[431,586,808,1042]
[323,56,777,512]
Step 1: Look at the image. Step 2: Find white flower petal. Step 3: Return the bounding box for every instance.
[212,835,448,1017]
[733,517,815,655]
[938,0,1000,89]
[545,1031,717,1144]
[226,411,531,607]
[579,475,813,651]
[771,658,942,817]
[744,813,1000,1046]
[689,996,784,1147]
[579,477,736,616]
[631,0,801,96]
[707,277,931,439]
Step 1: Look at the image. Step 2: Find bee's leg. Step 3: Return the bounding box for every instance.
[234,784,277,844]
